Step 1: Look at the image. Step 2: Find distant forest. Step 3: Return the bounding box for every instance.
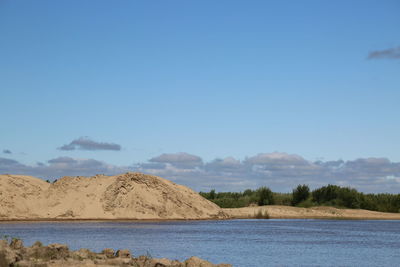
[199,185,400,213]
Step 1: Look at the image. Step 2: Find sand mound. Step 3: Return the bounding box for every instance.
[0,172,227,220]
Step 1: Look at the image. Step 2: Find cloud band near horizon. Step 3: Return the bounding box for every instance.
[1,152,400,194]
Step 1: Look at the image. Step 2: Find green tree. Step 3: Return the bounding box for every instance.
[243,189,253,196]
[209,189,216,200]
[257,187,274,206]
[292,184,310,206]
[312,184,339,204]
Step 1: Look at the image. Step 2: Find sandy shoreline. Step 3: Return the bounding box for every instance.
[1,205,400,222]
[0,218,226,223]
[223,205,400,220]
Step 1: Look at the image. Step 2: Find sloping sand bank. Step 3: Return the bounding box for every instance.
[223,205,400,220]
[0,173,227,220]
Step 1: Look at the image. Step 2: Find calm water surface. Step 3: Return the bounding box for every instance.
[1,219,399,266]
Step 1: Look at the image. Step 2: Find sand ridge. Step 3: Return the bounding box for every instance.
[0,172,227,220]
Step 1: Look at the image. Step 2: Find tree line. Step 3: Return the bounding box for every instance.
[199,184,400,213]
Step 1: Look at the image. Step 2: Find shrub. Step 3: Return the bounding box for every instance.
[296,198,314,208]
[254,209,270,219]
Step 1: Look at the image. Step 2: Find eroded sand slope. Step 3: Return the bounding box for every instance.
[0,173,227,220]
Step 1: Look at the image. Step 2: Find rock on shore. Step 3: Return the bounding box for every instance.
[0,173,227,220]
[0,238,231,267]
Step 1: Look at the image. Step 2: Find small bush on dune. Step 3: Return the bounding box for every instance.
[254,209,270,219]
[296,199,314,208]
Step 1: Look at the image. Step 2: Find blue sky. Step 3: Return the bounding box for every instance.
[1,1,400,192]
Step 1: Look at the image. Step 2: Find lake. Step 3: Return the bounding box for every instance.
[1,219,399,266]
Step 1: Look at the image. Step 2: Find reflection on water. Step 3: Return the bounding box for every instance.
[1,219,400,266]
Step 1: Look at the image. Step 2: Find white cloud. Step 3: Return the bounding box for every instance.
[149,152,203,169]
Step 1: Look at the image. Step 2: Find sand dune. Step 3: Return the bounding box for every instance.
[223,205,400,220]
[0,173,227,220]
